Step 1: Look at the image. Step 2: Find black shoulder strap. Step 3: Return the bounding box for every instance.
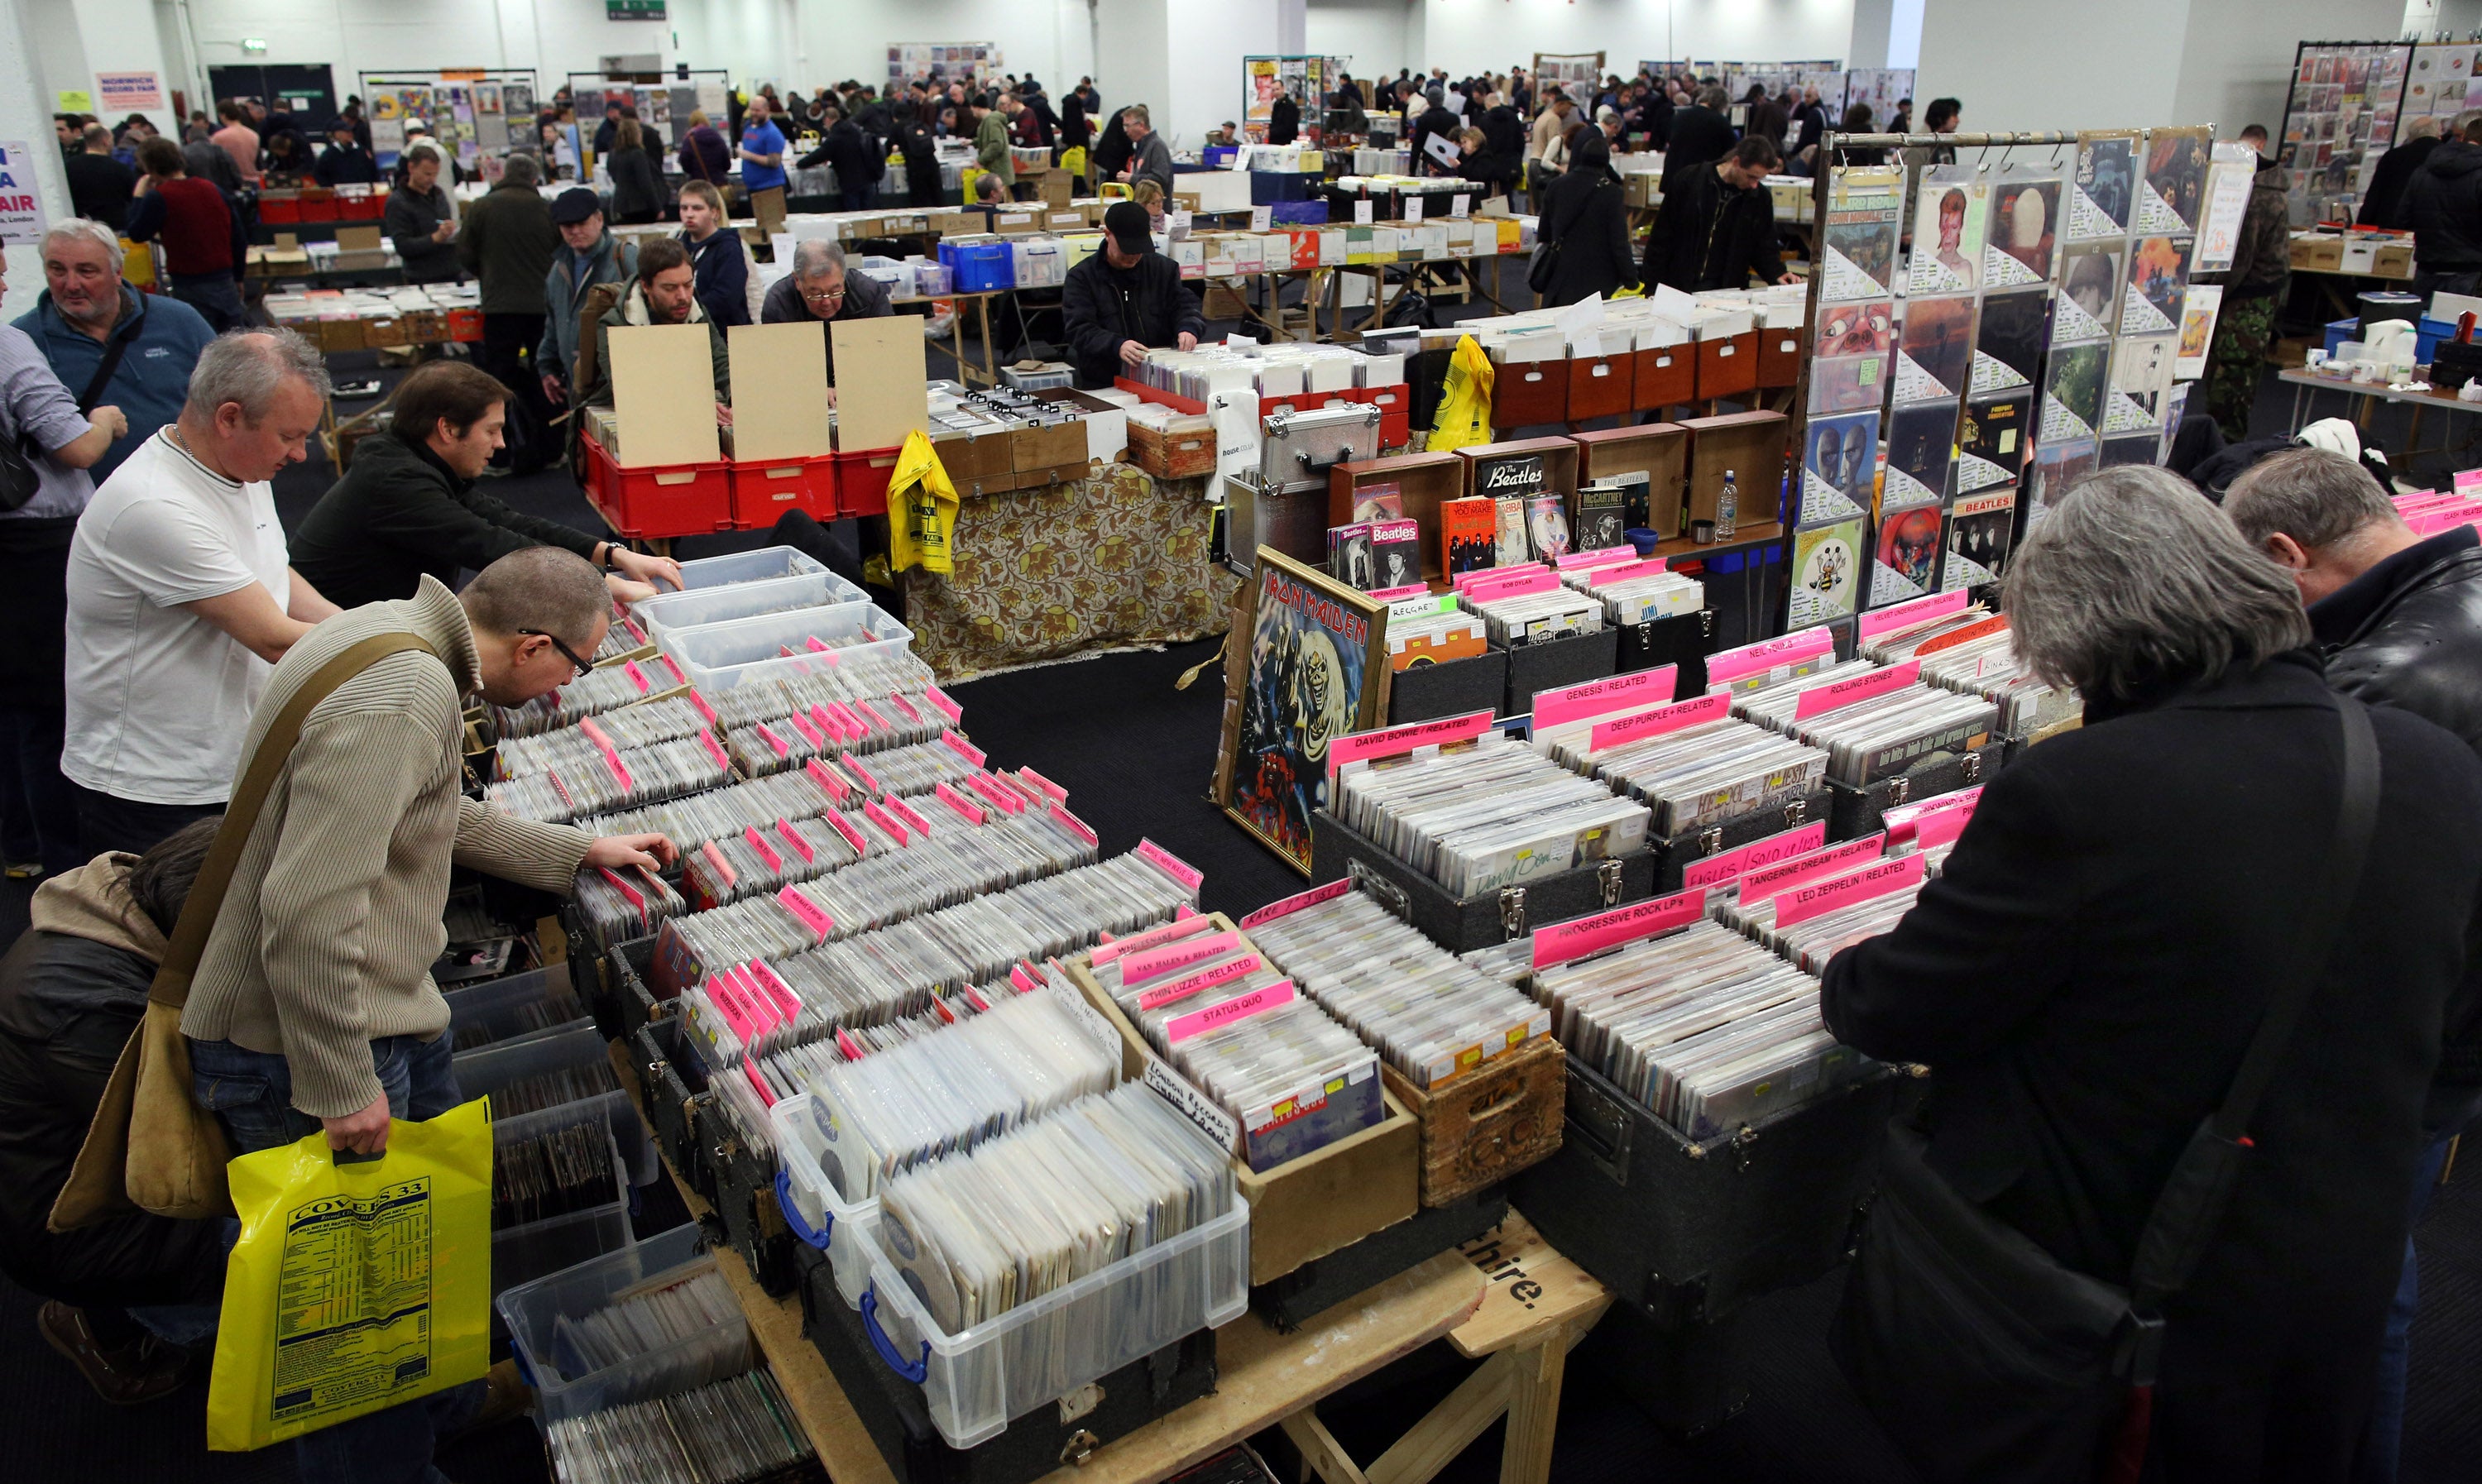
[77,295,141,416]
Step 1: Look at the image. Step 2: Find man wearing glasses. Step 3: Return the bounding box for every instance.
[759,239,893,406]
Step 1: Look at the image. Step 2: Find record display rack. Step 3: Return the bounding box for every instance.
[2272,41,2413,227]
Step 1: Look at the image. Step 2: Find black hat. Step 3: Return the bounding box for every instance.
[1104,200,1152,253]
[549,188,603,226]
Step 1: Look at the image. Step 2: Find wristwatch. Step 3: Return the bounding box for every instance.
[595,541,620,572]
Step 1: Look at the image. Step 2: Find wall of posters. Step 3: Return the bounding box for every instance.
[1243,57,1343,144]
[1842,69,1915,122]
[886,44,1003,88]
[1533,53,1606,97]
[2277,42,2410,227]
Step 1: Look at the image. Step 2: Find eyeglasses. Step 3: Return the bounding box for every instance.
[519,629,597,678]
[799,283,847,306]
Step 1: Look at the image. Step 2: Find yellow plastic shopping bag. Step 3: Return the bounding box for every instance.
[1061,146,1088,177]
[886,428,961,577]
[1425,334,1496,453]
[207,1099,494,1452]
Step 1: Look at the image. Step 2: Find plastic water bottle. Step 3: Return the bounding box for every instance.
[1716,472,1739,539]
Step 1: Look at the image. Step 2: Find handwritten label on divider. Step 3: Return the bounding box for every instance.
[1775,853,1927,929]
[2457,468,2482,492]
[1679,821,1829,890]
[1794,658,1922,721]
[1916,615,2010,657]
[1705,625,1834,686]
[1121,930,1241,989]
[1090,912,1216,967]
[1461,564,1560,601]
[1532,887,1708,969]
[1885,787,1982,850]
[1587,692,1730,752]
[1164,979,1297,1043]
[1326,709,1497,778]
[1856,589,1970,642]
[1555,545,1641,570]
[1536,666,1678,730]
[1589,558,1670,587]
[1137,838,1205,892]
[1737,833,1886,904]
[1239,878,1354,930]
[1366,582,1430,601]
[1137,950,1267,1010]
[1456,561,1548,593]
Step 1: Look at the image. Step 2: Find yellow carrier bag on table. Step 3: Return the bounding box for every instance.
[207,1099,494,1452]
[1425,333,1496,453]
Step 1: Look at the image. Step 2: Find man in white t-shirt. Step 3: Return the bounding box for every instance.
[64,328,342,856]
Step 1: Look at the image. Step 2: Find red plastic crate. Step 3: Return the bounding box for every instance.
[836,445,903,518]
[338,189,386,221]
[1340,384,1412,448]
[583,434,735,539]
[258,194,302,223]
[448,307,483,342]
[729,454,836,528]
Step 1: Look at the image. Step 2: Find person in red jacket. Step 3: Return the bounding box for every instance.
[124,136,247,332]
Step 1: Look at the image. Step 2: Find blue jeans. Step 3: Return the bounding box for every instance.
[189,1034,482,1484]
[2354,1130,2457,1484]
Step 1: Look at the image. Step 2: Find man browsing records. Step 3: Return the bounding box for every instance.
[1641,137,1799,293]
[576,237,733,425]
[759,239,894,407]
[1061,201,1204,390]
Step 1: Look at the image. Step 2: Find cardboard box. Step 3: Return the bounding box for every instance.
[2374,240,2415,278]
[989,210,1042,235]
[926,210,983,238]
[318,315,366,352]
[2291,232,2345,271]
[358,314,406,348]
[1042,208,1088,232]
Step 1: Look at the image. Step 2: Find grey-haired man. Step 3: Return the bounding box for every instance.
[757,238,894,405]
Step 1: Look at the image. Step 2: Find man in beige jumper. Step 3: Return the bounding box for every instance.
[183,548,671,1484]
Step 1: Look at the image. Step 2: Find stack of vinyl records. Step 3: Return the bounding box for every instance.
[1860,607,2079,735]
[1333,734,1653,895]
[1459,583,1603,648]
[1560,564,1705,625]
[545,1369,816,1484]
[574,768,847,854]
[1732,663,1999,787]
[1536,710,1828,837]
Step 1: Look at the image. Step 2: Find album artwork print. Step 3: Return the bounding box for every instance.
[1883,402,1958,511]
[1986,170,2063,286]
[2139,127,2211,232]
[2123,235,2193,337]
[1909,168,1990,295]
[1874,504,1948,604]
[1894,294,1976,405]
[1790,518,1866,626]
[1971,287,2050,396]
[2071,130,2141,239]
[1803,410,1880,523]
[2056,242,2124,345]
[1943,488,2017,591]
[1215,552,1389,874]
[1957,392,2033,492]
[2042,341,2109,443]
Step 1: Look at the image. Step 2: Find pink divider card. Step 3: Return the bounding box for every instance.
[1050,801,1100,847]
[742,826,783,873]
[2458,468,2482,491]
[886,692,922,724]
[1123,930,1242,989]
[824,811,868,854]
[1531,887,1708,969]
[700,840,737,889]
[1885,787,1983,850]
[1020,766,1067,802]
[1090,912,1217,967]
[1587,692,1730,752]
[1164,979,1296,1043]
[1136,950,1267,1011]
[660,654,688,685]
[1556,545,1641,570]
[1009,963,1041,993]
[1239,878,1354,930]
[1856,589,1970,642]
[1366,582,1430,601]
[1325,709,1497,778]
[887,796,933,837]
[842,754,881,793]
[1794,659,1923,721]
[1737,833,1887,904]
[926,685,964,723]
[1705,626,1835,686]
[749,960,803,1023]
[1588,558,1670,587]
[601,749,634,792]
[578,715,613,751]
[1679,821,1830,890]
[787,711,823,749]
[1137,838,1205,892]
[1775,853,1927,929]
[1536,667,1679,730]
[598,867,649,935]
[851,700,890,733]
[860,800,908,846]
[1456,560,1547,593]
[774,819,814,862]
[937,782,987,825]
[778,886,834,941]
[805,758,850,802]
[698,731,728,768]
[942,730,987,766]
[624,660,652,694]
[684,688,716,724]
[1462,564,1561,601]
[743,1060,777,1107]
[757,723,791,759]
[965,773,1023,814]
[834,1027,869,1060]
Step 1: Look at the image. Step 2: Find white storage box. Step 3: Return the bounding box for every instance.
[670,547,831,590]
[771,1093,877,1312]
[659,604,915,692]
[630,570,868,639]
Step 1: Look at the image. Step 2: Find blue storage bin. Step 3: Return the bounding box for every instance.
[937,239,1015,293]
[1203,146,1239,168]
[2324,317,2360,357]
[2420,316,2460,366]
[1250,170,1320,204]
[1270,199,1330,225]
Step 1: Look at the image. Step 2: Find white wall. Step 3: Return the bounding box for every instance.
[2171,0,2407,141]
[1421,0,1854,80]
[1306,0,1410,79]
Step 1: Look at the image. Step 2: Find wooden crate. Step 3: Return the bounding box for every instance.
[1127,418,1216,479]
[1380,1034,1566,1207]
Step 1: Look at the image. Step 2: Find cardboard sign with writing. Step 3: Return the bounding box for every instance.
[727,321,832,460]
[607,323,721,467]
[830,315,930,454]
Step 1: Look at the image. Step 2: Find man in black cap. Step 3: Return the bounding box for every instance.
[538,187,638,411]
[1061,200,1204,389]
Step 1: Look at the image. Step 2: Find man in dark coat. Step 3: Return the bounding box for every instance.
[1824,467,2482,1483]
[1090,107,1134,187]
[1269,91,1301,146]
[1662,86,1738,194]
[759,239,895,395]
[2360,116,2444,228]
[455,152,563,469]
[1061,201,1204,389]
[2403,115,2482,300]
[291,361,676,609]
[798,104,881,212]
[1410,87,1463,175]
[2224,446,2482,1480]
[0,823,225,1404]
[1533,132,1636,305]
[1643,137,1790,292]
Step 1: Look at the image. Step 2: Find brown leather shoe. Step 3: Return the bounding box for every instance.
[36,1301,190,1406]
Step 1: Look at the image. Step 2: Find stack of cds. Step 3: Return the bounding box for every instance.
[490,655,693,739]
[485,732,735,824]
[1460,583,1602,648]
[1247,891,1549,1087]
[1534,917,1871,1139]
[591,614,655,664]
[490,1058,622,1118]
[575,769,846,854]
[572,864,688,950]
[496,697,714,780]
[1086,923,1382,1169]
[544,1263,742,1383]
[874,1083,1236,1333]
[831,737,988,801]
[1732,666,1999,788]
[495,1118,620,1228]
[1544,716,1829,836]
[793,987,1118,1199]
[545,1370,814,1484]
[702,658,943,732]
[721,695,946,778]
[749,989,1004,1103]
[1333,735,1652,894]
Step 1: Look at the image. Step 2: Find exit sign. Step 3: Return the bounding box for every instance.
[607,0,665,17]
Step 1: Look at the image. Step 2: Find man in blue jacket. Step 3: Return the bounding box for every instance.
[13,220,214,484]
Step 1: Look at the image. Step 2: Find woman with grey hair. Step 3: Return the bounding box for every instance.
[1823,467,2482,1479]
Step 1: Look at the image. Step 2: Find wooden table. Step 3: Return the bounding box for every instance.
[2290,261,2417,321]
[893,288,1008,387]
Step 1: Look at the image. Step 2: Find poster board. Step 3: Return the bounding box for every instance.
[608,323,721,467]
[2275,41,2411,226]
[830,318,929,454]
[885,43,1003,88]
[1243,56,1345,144]
[727,323,833,461]
[1842,69,1914,122]
[1532,54,1606,98]
[361,69,535,165]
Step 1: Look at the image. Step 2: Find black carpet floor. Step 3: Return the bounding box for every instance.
[5,328,2479,1484]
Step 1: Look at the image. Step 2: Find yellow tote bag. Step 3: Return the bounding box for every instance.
[207,1099,494,1452]
[1061,146,1088,177]
[885,428,961,577]
[1425,334,1497,453]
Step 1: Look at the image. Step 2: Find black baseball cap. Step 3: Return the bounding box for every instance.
[1104,200,1152,253]
[550,188,603,226]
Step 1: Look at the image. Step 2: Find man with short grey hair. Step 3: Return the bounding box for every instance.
[2224,444,2482,1482]
[15,220,215,483]
[1117,104,1174,197]
[457,151,562,472]
[759,235,893,404]
[63,328,341,857]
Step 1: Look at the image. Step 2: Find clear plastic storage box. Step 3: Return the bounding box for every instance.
[454,1024,656,1185]
[629,569,867,640]
[668,547,830,590]
[854,1194,1250,1448]
[769,1094,875,1313]
[443,966,590,1051]
[654,604,914,693]
[491,1110,632,1297]
[495,1223,753,1428]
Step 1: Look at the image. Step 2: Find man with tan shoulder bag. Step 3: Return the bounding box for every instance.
[51,547,674,1482]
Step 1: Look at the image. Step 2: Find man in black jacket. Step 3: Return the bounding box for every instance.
[1824,467,2482,1482]
[2403,114,2482,299]
[1090,107,1134,188]
[0,821,223,1404]
[2361,116,2444,229]
[1061,202,1203,389]
[1410,87,1463,175]
[1660,85,1737,194]
[798,104,881,212]
[759,239,895,398]
[291,361,677,609]
[2223,447,2482,1482]
[1642,137,1792,292]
